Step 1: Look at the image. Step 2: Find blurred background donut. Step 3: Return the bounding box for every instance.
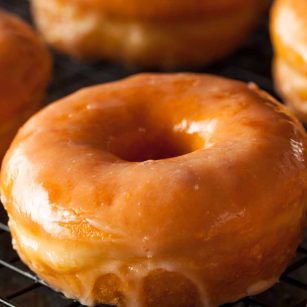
[30,0,268,68]
[0,9,51,159]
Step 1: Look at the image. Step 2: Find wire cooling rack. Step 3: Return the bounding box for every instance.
[0,1,307,307]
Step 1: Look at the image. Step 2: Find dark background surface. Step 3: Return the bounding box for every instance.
[0,1,307,307]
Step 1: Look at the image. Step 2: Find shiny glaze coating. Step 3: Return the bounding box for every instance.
[271,0,307,121]
[0,9,51,159]
[1,74,307,307]
[31,0,267,67]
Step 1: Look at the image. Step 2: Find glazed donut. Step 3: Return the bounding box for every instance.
[30,0,267,67]
[1,74,307,307]
[271,0,307,122]
[0,9,51,159]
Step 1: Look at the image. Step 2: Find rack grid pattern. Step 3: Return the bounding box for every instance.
[0,1,307,306]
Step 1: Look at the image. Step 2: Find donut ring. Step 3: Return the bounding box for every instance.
[271,0,307,122]
[1,74,306,307]
[30,0,267,67]
[0,9,51,159]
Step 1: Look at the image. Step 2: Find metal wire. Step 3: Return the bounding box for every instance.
[0,1,307,306]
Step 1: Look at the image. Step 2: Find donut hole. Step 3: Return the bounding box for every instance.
[107,128,201,162]
[84,104,206,162]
